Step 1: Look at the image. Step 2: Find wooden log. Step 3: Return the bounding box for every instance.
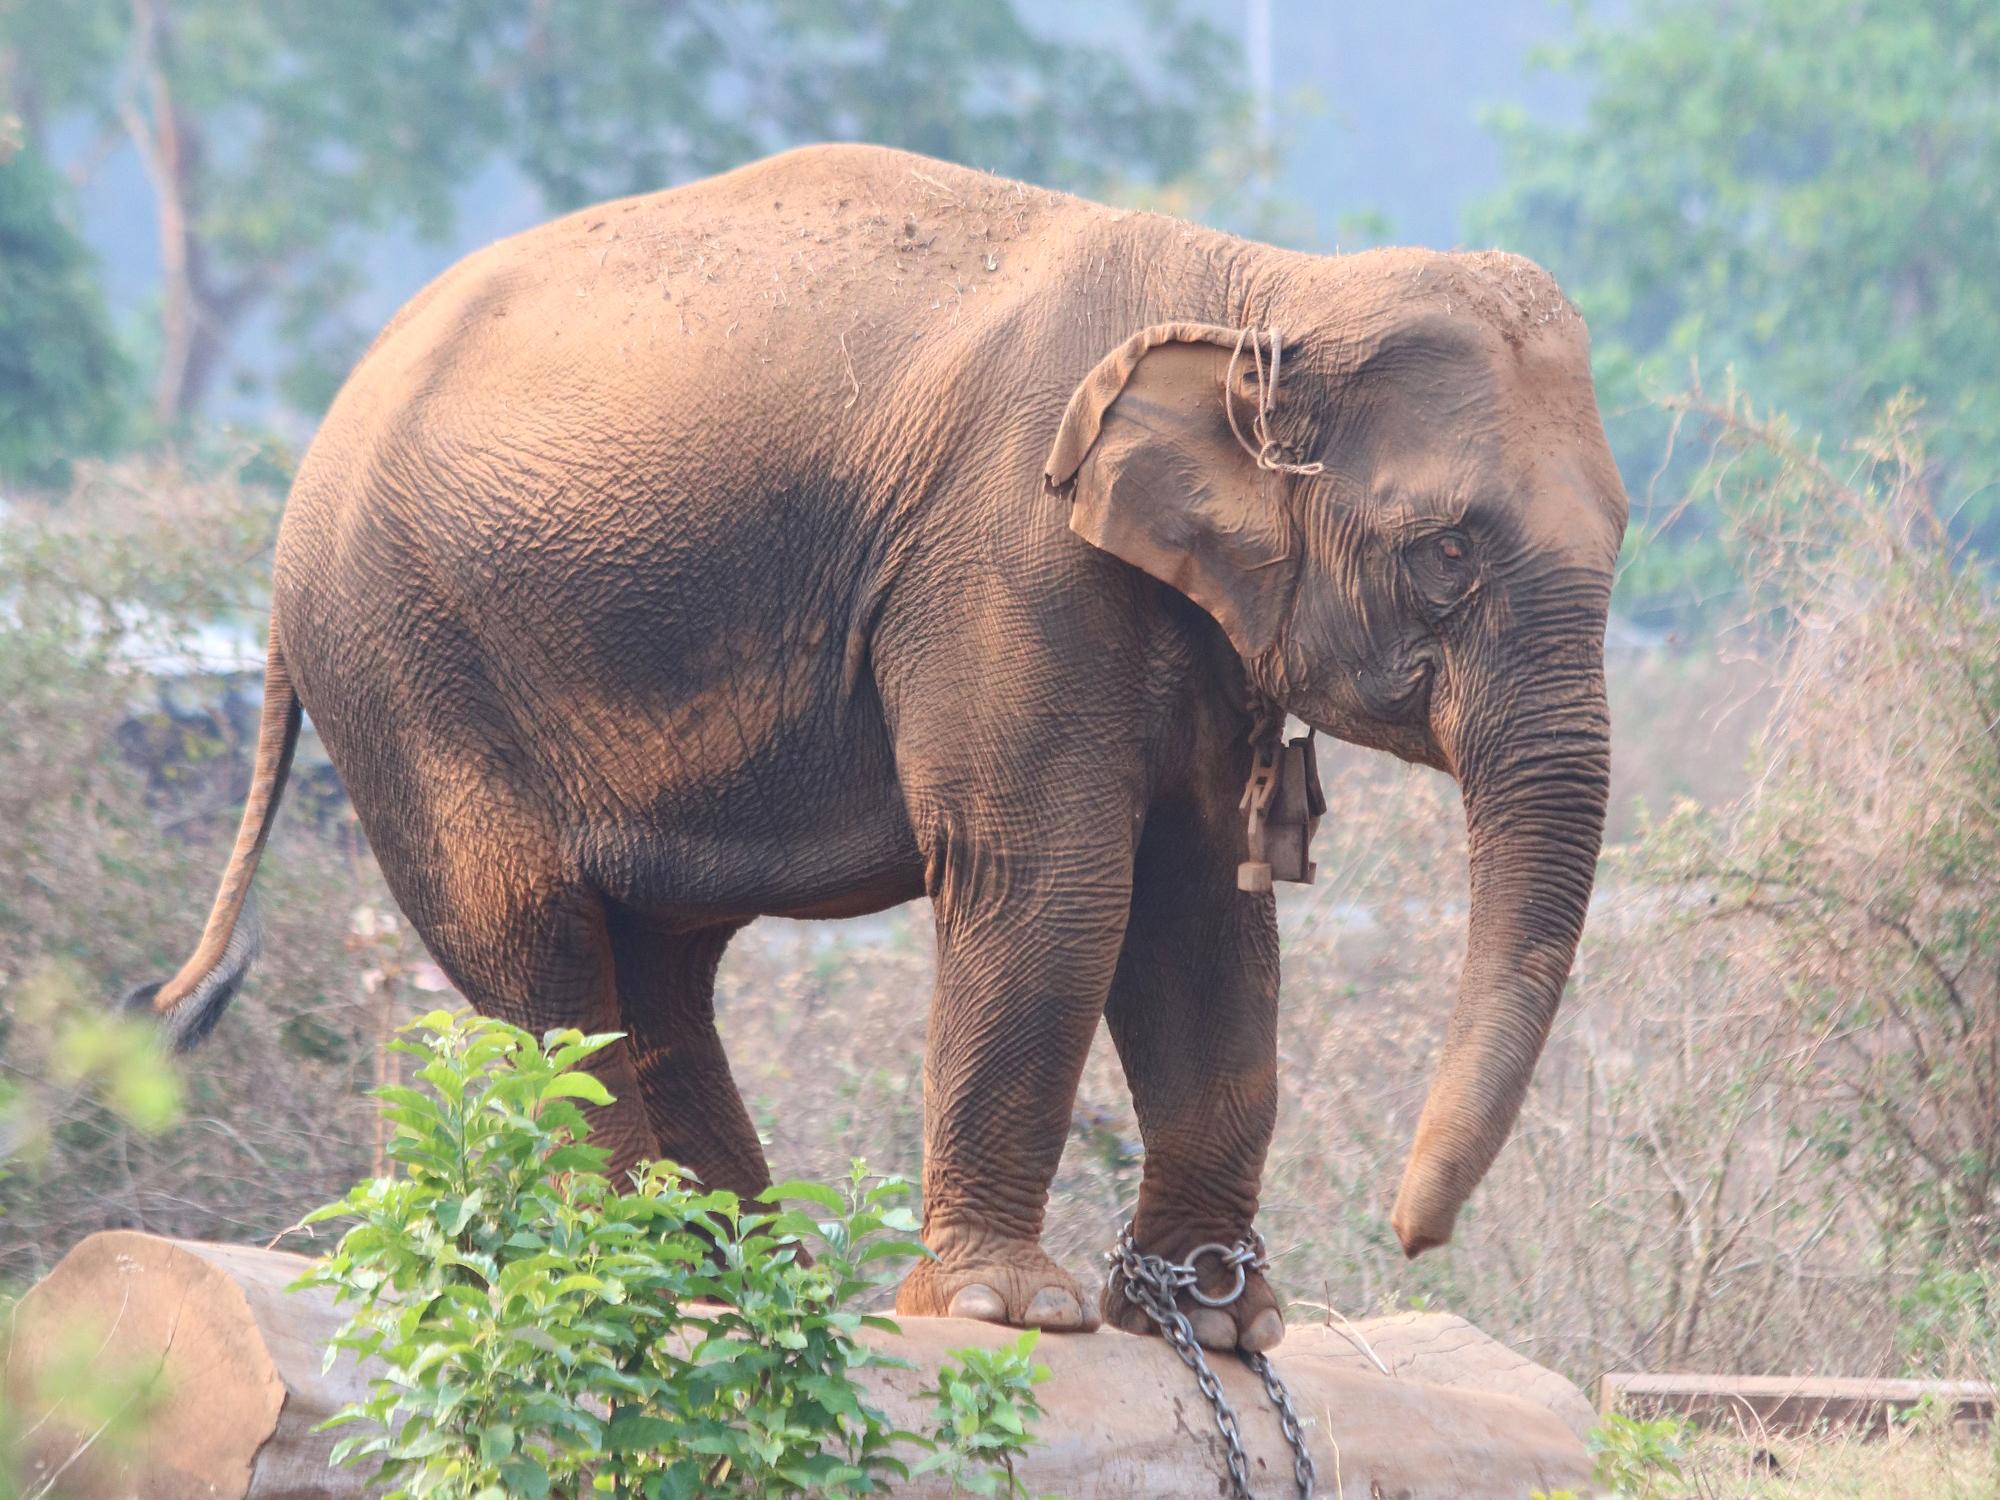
[3,1231,371,1500]
[1600,1371,1997,1437]
[7,1231,1593,1498]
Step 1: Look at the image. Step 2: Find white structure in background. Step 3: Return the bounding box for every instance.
[1247,0,1274,193]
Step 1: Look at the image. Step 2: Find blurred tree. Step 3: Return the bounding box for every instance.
[0,117,128,485]
[1,0,1240,425]
[1478,0,2000,599]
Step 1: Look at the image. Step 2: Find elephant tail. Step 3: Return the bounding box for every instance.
[124,628,303,1052]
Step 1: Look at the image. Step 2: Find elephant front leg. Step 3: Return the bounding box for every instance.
[893,818,1132,1332]
[1101,805,1285,1353]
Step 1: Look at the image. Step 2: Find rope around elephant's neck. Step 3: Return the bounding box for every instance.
[1225,327,1326,477]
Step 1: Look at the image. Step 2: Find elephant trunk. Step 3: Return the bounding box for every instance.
[1389,653,1611,1257]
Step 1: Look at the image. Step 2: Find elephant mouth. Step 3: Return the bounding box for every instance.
[1339,648,1436,724]
[1363,649,1443,756]
[1394,651,1439,717]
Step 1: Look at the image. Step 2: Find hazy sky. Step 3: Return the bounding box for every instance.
[1243,0,1585,247]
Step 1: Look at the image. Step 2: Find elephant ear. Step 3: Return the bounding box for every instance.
[1045,322,1298,660]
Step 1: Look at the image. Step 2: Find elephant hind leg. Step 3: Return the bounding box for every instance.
[396,864,658,1180]
[605,912,773,1202]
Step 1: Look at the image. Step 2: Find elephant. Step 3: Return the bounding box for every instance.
[130,143,1626,1355]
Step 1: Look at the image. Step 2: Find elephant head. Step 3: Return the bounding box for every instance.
[1045,249,1627,1256]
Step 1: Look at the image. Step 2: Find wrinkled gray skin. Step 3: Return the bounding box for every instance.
[135,144,1626,1354]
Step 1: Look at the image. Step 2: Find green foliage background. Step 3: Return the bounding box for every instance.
[1478,0,2000,610]
[0,130,126,484]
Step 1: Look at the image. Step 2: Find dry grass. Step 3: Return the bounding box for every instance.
[0,458,419,1281]
[1676,1423,1997,1499]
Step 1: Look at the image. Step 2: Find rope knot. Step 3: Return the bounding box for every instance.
[1225,326,1326,477]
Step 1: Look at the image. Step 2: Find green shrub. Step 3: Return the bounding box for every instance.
[1587,1412,1692,1498]
[1533,1412,1694,1500]
[913,1332,1050,1500]
[298,1010,1046,1499]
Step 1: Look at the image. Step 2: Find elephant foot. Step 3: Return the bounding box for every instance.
[1102,1242,1286,1354]
[895,1235,1098,1332]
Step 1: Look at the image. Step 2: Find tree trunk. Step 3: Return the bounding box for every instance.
[120,0,237,424]
[5,1230,1595,1500]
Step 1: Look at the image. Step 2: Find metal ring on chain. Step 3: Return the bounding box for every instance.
[1105,1222,1317,1499]
[1181,1242,1254,1307]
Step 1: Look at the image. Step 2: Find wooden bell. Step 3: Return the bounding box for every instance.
[1237,732,1326,892]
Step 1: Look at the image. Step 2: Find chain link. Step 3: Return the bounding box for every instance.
[1250,1349,1318,1498]
[1106,1222,1317,1498]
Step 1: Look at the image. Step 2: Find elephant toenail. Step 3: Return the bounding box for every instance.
[1189,1308,1236,1350]
[947,1284,1007,1322]
[1024,1287,1083,1328]
[1241,1307,1286,1352]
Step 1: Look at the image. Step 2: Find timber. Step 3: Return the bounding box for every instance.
[1600,1371,1996,1436]
[7,1230,1595,1498]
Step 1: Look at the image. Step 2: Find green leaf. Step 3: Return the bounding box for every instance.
[437,1191,484,1236]
[539,1073,615,1107]
[499,1458,551,1500]
[760,1179,847,1212]
[476,1421,515,1462]
[606,1413,682,1452]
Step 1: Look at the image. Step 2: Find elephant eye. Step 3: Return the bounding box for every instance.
[1423,530,1474,572]
[1409,529,1478,613]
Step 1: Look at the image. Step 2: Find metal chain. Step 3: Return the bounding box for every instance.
[1106,1223,1317,1498]
[1250,1348,1318,1498]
